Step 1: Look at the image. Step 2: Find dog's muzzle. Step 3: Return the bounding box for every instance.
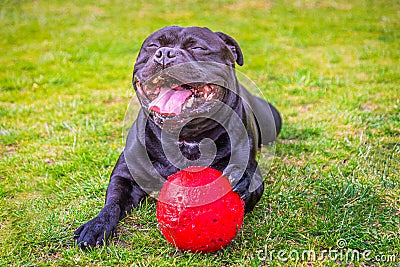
[135,75,225,125]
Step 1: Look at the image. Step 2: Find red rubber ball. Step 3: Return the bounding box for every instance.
[156,166,244,253]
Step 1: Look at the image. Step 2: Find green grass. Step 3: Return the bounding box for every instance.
[1,0,399,266]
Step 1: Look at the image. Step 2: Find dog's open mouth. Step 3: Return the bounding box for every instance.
[135,76,223,121]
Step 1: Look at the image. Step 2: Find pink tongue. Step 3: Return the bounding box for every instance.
[149,88,192,116]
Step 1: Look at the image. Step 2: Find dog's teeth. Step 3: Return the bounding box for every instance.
[186,97,194,108]
[207,92,215,100]
[152,76,164,84]
[203,85,212,95]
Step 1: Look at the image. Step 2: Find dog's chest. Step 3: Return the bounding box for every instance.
[178,141,201,161]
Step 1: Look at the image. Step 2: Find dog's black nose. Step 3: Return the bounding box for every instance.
[154,47,177,67]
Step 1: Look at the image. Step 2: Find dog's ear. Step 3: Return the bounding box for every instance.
[215,32,244,66]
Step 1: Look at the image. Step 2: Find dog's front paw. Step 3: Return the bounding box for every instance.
[222,164,250,200]
[222,164,265,213]
[74,204,120,249]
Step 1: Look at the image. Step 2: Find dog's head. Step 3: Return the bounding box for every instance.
[132,26,244,127]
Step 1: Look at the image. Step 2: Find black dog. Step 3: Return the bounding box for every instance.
[74,26,281,248]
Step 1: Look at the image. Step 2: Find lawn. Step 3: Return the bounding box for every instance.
[0,0,399,266]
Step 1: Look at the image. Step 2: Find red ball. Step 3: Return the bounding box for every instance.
[156,166,244,253]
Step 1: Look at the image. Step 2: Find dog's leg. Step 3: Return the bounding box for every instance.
[74,152,147,248]
[268,102,282,136]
